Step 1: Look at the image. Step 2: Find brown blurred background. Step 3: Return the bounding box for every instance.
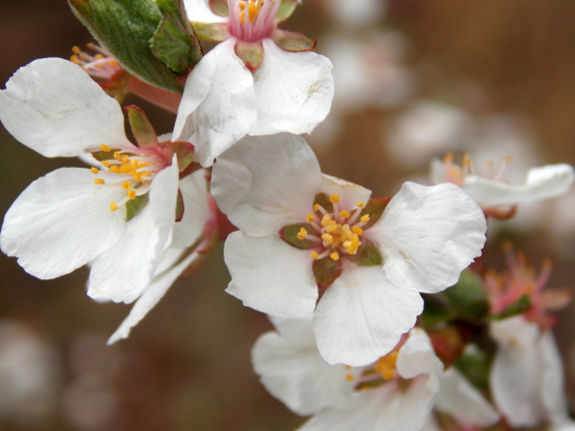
[1,0,575,430]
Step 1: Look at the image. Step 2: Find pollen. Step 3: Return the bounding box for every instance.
[375,350,398,381]
[360,214,370,224]
[122,181,131,190]
[355,201,365,208]
[101,161,111,167]
[127,190,137,200]
[297,228,308,240]
[93,178,105,185]
[313,204,320,212]
[329,194,340,204]
[306,214,316,223]
[90,167,99,174]
[330,252,340,261]
[353,226,363,235]
[339,210,350,218]
[110,202,118,212]
[72,46,81,54]
[345,374,355,382]
[310,251,319,259]
[100,144,111,152]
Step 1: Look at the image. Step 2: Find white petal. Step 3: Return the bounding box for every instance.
[249,39,334,136]
[252,321,357,416]
[173,39,256,167]
[107,247,200,343]
[397,327,444,380]
[171,169,211,249]
[319,174,372,211]
[88,160,180,303]
[313,266,423,366]
[269,315,317,350]
[367,182,486,294]
[553,420,575,431]
[183,0,228,23]
[212,133,322,237]
[224,232,318,318]
[1,168,126,279]
[489,317,546,427]
[434,367,500,427]
[539,329,570,426]
[0,58,130,158]
[462,163,575,207]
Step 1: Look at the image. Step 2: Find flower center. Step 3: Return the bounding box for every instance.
[298,194,370,261]
[441,152,513,186]
[70,44,120,80]
[90,144,168,212]
[228,0,279,42]
[345,348,400,391]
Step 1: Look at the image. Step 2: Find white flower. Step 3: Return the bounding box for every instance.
[0,58,186,303]
[174,0,334,166]
[430,153,574,216]
[212,133,486,366]
[490,316,572,429]
[252,317,443,431]
[107,169,215,343]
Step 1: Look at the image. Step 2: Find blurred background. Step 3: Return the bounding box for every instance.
[1,0,575,429]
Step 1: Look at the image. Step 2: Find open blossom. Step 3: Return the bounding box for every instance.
[174,0,334,166]
[0,58,192,304]
[212,133,486,366]
[430,153,575,217]
[252,318,444,431]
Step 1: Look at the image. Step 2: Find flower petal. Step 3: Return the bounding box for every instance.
[397,327,444,380]
[171,169,211,249]
[540,329,570,426]
[434,367,500,427]
[252,318,357,416]
[249,39,334,136]
[183,0,228,23]
[224,232,318,318]
[463,164,574,207]
[367,182,486,294]
[173,39,256,167]
[0,168,126,278]
[0,58,130,157]
[107,247,199,343]
[319,174,372,211]
[88,159,180,303]
[313,266,423,366]
[212,133,322,237]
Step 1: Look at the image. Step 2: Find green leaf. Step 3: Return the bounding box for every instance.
[175,188,184,221]
[126,105,158,148]
[272,30,316,52]
[421,294,456,328]
[347,239,382,267]
[126,193,149,221]
[280,223,315,249]
[192,22,229,42]
[454,346,490,390]
[69,0,183,93]
[151,0,203,75]
[488,294,532,322]
[312,257,342,289]
[313,193,333,213]
[443,269,489,322]
[359,198,390,230]
[90,148,118,161]
[234,41,264,70]
[275,0,298,21]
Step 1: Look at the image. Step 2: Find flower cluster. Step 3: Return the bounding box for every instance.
[1,0,574,429]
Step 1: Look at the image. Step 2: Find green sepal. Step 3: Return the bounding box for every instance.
[275,0,298,21]
[208,0,229,17]
[454,346,490,390]
[234,41,264,71]
[175,188,184,221]
[151,0,203,75]
[313,193,333,214]
[488,294,532,322]
[164,141,195,173]
[359,198,390,230]
[68,0,183,93]
[192,22,230,42]
[313,257,342,289]
[99,68,132,97]
[91,148,119,161]
[126,105,158,149]
[347,239,382,267]
[280,223,315,249]
[442,269,490,322]
[272,30,316,52]
[126,193,149,222]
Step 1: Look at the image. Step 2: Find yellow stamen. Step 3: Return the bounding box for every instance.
[70,55,79,64]
[110,166,121,174]
[356,201,365,208]
[345,374,355,382]
[72,46,80,54]
[110,202,118,212]
[122,181,131,190]
[101,161,111,167]
[322,233,334,245]
[339,210,350,218]
[90,167,99,174]
[87,42,94,49]
[93,178,105,185]
[94,54,104,60]
[329,194,340,204]
[239,1,246,9]
[113,151,122,159]
[127,190,137,200]
[443,152,455,163]
[375,350,398,381]
[100,144,111,152]
[330,252,340,261]
[248,2,259,21]
[313,204,320,212]
[360,214,370,224]
[120,163,132,174]
[310,251,319,259]
[297,228,308,240]
[239,10,246,23]
[120,154,129,163]
[306,214,316,223]
[353,226,363,235]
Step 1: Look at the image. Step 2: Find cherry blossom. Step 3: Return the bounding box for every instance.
[252,318,444,431]
[212,133,486,366]
[174,0,334,166]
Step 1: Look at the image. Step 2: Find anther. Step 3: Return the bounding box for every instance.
[345,374,355,382]
[110,202,118,212]
[100,144,111,152]
[127,190,137,200]
[297,228,308,240]
[353,226,363,235]
[330,252,340,261]
[329,194,340,204]
[72,46,80,54]
[306,214,316,223]
[310,251,319,259]
[90,167,99,174]
[356,201,365,208]
[443,152,455,163]
[339,210,350,218]
[122,181,131,190]
[101,161,111,167]
[313,204,320,212]
[360,214,370,224]
[93,178,105,185]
